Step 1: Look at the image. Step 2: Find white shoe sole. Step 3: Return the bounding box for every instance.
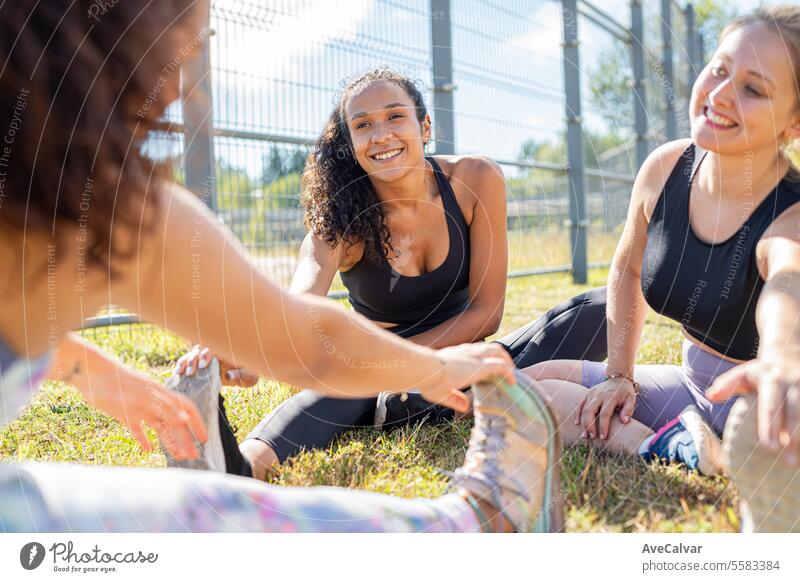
[163,358,226,472]
[724,397,800,532]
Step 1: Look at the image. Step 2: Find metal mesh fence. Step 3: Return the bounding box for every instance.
[83,0,703,337]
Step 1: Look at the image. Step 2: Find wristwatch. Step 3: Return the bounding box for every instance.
[605,372,640,395]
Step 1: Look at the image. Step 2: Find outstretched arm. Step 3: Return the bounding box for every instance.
[578,140,690,439]
[49,333,207,460]
[117,184,514,411]
[708,206,800,464]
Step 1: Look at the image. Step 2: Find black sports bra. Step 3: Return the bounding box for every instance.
[641,144,800,360]
[340,158,471,338]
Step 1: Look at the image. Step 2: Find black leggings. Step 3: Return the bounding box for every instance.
[242,287,608,463]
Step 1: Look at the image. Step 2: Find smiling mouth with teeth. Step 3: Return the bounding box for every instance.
[371,148,403,161]
[703,106,738,128]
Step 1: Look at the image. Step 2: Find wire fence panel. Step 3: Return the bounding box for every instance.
[85,0,702,336]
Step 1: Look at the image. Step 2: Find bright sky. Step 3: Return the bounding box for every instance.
[188,0,780,179]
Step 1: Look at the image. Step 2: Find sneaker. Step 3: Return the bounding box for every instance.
[162,358,226,472]
[448,370,563,533]
[724,396,800,532]
[640,405,725,476]
[374,391,455,430]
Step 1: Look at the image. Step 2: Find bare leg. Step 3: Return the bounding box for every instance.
[239,440,280,481]
[522,361,654,454]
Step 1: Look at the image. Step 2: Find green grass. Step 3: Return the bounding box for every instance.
[0,268,739,532]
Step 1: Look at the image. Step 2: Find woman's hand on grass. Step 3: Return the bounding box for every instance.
[575,377,637,440]
[177,345,259,387]
[418,342,515,413]
[708,358,800,465]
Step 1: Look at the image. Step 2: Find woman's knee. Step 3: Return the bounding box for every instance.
[523,359,584,383]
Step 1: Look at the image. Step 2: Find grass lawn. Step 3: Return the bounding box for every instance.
[0,267,739,532]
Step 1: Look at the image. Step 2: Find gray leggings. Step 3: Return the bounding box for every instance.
[582,338,740,435]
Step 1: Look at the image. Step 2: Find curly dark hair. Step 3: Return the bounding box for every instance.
[301,68,429,263]
[0,1,202,277]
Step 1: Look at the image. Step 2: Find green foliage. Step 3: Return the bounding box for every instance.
[694,0,740,58]
[587,47,634,134]
[216,160,254,197]
[261,145,307,184]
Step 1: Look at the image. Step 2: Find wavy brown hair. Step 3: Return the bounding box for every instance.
[0,1,202,277]
[301,68,429,263]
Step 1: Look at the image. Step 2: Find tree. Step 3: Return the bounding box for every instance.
[260,145,307,184]
[693,0,739,61]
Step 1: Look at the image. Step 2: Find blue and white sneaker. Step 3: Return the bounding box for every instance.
[640,405,725,476]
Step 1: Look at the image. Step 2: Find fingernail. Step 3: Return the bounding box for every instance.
[186,365,194,375]
[581,431,587,439]
[198,359,208,370]
[225,370,236,380]
[601,433,606,440]
[589,433,595,439]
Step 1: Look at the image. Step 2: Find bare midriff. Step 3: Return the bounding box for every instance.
[680,328,747,365]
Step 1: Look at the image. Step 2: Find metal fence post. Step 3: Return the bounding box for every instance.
[697,32,705,68]
[561,0,587,284]
[430,0,456,155]
[660,0,676,141]
[631,1,649,172]
[685,3,698,87]
[182,0,217,211]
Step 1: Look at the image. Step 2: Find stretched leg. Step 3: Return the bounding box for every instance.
[533,377,654,454]
[525,359,726,474]
[242,390,377,477]
[165,362,377,480]
[496,287,607,368]
[2,373,561,533]
[0,461,481,533]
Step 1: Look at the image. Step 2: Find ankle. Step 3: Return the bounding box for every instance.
[239,440,280,481]
[459,491,514,533]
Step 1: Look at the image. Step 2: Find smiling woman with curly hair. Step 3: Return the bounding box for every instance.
[178,67,609,481]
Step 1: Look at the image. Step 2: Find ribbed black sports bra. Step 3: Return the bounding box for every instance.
[641,144,800,360]
[340,157,471,338]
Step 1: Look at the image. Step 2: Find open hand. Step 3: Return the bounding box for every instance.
[79,367,208,461]
[575,377,637,440]
[707,358,800,465]
[418,342,516,414]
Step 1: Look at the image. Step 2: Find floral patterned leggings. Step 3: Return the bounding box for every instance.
[0,462,480,533]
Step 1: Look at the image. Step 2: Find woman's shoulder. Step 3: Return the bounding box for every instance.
[430,155,505,217]
[639,138,694,183]
[432,154,502,182]
[636,139,694,219]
